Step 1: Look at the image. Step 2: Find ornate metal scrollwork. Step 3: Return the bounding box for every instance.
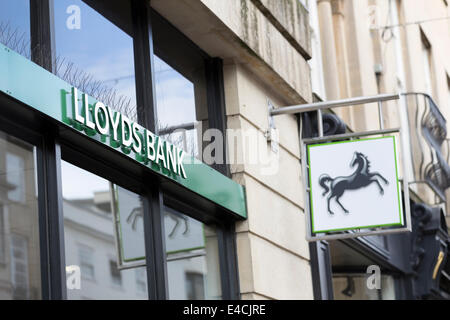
[404,93,450,201]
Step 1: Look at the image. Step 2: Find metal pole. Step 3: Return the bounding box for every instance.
[302,127,400,144]
[378,100,384,130]
[158,122,196,135]
[317,110,324,137]
[270,93,399,116]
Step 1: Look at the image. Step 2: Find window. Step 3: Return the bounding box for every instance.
[78,244,95,281]
[62,161,148,300]
[6,153,26,203]
[153,12,210,162]
[135,268,147,294]
[109,260,122,287]
[0,0,30,59]
[185,272,205,300]
[54,0,138,121]
[165,208,222,300]
[10,234,30,299]
[0,131,41,300]
[155,56,201,158]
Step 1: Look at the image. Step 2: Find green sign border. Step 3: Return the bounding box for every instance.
[307,135,404,234]
[0,44,247,219]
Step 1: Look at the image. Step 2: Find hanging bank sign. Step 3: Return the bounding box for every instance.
[0,43,247,219]
[70,87,187,179]
[306,136,407,236]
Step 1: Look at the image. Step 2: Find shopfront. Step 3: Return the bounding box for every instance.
[0,0,246,300]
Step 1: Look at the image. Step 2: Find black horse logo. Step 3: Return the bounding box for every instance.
[318,152,389,215]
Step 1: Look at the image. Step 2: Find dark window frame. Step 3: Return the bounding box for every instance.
[0,0,240,300]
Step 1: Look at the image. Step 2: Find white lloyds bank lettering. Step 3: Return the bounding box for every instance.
[70,87,187,179]
[166,142,177,174]
[108,107,121,142]
[71,87,84,124]
[132,122,142,154]
[94,102,109,135]
[146,130,156,162]
[177,147,187,179]
[121,114,133,148]
[156,137,167,169]
[83,93,95,130]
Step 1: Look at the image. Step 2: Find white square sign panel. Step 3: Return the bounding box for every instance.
[115,186,205,263]
[307,136,403,233]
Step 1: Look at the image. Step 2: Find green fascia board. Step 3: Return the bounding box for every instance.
[0,44,247,219]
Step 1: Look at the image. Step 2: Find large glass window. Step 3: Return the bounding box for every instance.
[164,208,222,300]
[153,12,210,161]
[0,131,41,300]
[153,21,224,299]
[155,56,204,158]
[54,0,138,121]
[61,161,148,300]
[0,1,30,59]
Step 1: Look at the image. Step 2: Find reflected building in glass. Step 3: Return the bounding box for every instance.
[0,133,41,300]
[61,162,148,300]
[61,161,221,300]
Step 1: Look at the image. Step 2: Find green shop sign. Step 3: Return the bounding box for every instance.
[0,44,247,219]
[70,87,187,179]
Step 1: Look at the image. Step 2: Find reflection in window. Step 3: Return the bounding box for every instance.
[155,55,208,159]
[6,153,25,203]
[61,161,148,300]
[0,1,30,59]
[10,234,30,299]
[185,272,205,300]
[78,244,95,281]
[156,56,198,157]
[54,0,137,121]
[135,268,147,294]
[0,131,41,300]
[165,208,222,300]
[109,260,122,287]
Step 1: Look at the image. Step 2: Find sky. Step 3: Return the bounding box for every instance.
[0,0,30,56]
